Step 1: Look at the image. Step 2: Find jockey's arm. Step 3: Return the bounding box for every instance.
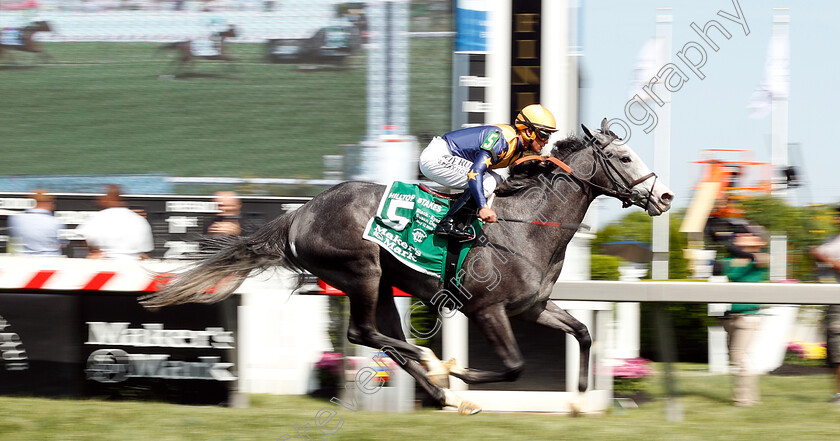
[468,151,498,223]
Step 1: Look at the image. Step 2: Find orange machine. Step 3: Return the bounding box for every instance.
[693,149,771,219]
[680,149,771,237]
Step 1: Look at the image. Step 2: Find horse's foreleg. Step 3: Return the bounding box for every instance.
[374,293,449,405]
[518,301,591,392]
[447,304,525,384]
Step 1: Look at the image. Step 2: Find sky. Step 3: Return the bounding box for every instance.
[575,0,840,228]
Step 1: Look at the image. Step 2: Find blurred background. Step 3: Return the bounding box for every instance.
[3,0,840,437]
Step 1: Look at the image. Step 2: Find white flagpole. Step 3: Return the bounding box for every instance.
[771,9,790,198]
[651,10,671,281]
[650,7,684,423]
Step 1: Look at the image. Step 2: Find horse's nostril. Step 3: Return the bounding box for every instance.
[661,192,674,202]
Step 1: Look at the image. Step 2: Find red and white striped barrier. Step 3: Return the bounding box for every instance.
[316,279,412,297]
[0,256,418,295]
[0,256,175,292]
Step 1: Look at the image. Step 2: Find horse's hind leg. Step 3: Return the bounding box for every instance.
[517,300,591,393]
[33,46,52,63]
[373,287,480,414]
[373,290,446,402]
[222,56,238,76]
[344,276,425,364]
[159,55,181,78]
[447,304,526,384]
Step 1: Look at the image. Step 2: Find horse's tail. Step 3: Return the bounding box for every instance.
[139,212,301,308]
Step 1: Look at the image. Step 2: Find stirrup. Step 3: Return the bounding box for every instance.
[434,221,476,242]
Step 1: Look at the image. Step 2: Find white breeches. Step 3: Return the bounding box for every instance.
[418,136,500,197]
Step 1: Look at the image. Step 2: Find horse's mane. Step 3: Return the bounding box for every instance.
[495,136,588,196]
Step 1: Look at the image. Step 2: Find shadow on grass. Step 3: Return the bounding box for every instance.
[0,64,37,70]
[677,389,732,405]
[158,71,241,80]
[294,64,355,72]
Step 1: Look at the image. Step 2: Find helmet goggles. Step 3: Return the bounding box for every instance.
[517,112,554,141]
[534,127,552,141]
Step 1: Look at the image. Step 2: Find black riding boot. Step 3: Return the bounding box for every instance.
[434,192,475,241]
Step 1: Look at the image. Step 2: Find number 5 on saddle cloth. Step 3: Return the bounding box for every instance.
[362,181,482,284]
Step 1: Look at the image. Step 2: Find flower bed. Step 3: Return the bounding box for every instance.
[784,340,827,367]
[606,357,654,396]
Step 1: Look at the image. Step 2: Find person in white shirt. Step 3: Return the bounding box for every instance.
[75,185,154,260]
[7,189,67,256]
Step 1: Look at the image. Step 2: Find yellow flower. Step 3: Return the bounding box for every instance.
[804,343,827,360]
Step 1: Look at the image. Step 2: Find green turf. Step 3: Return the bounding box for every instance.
[2,365,840,440]
[0,40,451,183]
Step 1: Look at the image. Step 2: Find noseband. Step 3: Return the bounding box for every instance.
[582,136,657,210]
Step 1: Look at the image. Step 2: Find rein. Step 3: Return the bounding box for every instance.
[513,155,572,173]
[512,137,658,212]
[495,217,590,231]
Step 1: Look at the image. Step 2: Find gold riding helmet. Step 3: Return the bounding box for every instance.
[514,104,559,142]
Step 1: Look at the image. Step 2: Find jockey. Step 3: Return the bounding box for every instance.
[419,103,559,240]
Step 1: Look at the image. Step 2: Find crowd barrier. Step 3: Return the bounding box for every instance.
[0,257,240,404]
[0,191,306,259]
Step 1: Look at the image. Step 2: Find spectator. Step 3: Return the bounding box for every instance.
[205,191,242,237]
[75,185,154,260]
[718,232,769,407]
[7,189,66,256]
[810,205,840,404]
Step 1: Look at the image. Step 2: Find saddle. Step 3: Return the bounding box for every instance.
[418,183,455,200]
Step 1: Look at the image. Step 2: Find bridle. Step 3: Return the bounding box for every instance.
[583,135,658,210]
[514,134,658,211]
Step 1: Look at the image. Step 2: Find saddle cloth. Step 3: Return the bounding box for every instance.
[190,38,220,57]
[362,181,479,281]
[0,29,23,46]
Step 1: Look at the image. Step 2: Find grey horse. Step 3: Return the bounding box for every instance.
[141,119,674,414]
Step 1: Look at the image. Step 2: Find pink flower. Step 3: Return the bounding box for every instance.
[314,352,344,376]
[612,357,654,379]
[786,341,804,356]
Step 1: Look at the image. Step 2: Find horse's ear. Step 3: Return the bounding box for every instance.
[600,118,609,134]
[581,124,594,140]
[596,118,620,144]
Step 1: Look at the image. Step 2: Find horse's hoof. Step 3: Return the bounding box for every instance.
[443,358,470,377]
[420,347,450,387]
[428,373,450,389]
[443,358,458,370]
[458,400,482,415]
[569,393,585,417]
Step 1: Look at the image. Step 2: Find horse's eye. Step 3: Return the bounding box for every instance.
[620,156,632,163]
